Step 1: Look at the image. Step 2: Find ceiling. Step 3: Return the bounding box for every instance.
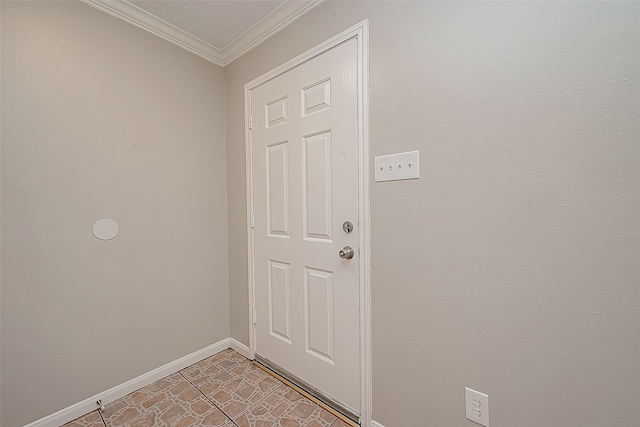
[80,0,325,66]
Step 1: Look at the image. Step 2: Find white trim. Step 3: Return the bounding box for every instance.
[222,0,326,65]
[372,421,387,427]
[23,339,231,427]
[79,0,325,67]
[357,20,373,427]
[244,20,371,427]
[79,0,225,66]
[229,338,251,359]
[245,85,258,362]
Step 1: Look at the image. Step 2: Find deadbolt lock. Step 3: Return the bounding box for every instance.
[343,221,354,234]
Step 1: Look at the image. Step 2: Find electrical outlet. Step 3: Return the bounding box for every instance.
[374,150,419,182]
[465,387,489,427]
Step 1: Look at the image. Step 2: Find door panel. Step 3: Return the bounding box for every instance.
[268,260,291,344]
[251,38,359,412]
[304,265,336,365]
[303,131,333,241]
[266,141,290,238]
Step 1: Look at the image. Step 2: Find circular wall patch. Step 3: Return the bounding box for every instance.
[93,219,119,240]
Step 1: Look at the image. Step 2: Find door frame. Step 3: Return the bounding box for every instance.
[244,20,371,426]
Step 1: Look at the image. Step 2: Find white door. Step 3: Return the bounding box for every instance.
[250,38,360,413]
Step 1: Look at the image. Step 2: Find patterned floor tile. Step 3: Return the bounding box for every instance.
[62,410,106,427]
[232,391,290,427]
[329,419,354,427]
[233,385,337,427]
[181,349,246,386]
[101,372,188,423]
[116,394,230,427]
[281,399,337,427]
[100,372,233,427]
[268,382,307,402]
[197,361,282,419]
[228,361,283,397]
[63,349,348,427]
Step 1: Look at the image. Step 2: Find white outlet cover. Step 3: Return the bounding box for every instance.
[465,387,489,427]
[374,150,419,182]
[93,219,119,240]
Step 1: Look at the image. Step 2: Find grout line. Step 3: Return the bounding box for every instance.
[211,351,267,422]
[97,350,253,427]
[216,355,278,425]
[179,350,296,426]
[77,351,246,427]
[178,359,247,427]
[177,369,235,425]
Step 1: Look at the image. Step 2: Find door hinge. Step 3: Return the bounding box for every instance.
[253,308,257,325]
[248,114,253,130]
[250,211,255,228]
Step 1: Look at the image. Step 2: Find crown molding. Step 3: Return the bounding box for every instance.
[80,0,225,65]
[79,0,326,67]
[221,0,326,65]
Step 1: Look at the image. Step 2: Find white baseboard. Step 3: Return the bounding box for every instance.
[229,338,251,359]
[24,338,231,427]
[371,420,386,427]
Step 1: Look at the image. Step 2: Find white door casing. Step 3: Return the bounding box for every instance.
[245,21,370,424]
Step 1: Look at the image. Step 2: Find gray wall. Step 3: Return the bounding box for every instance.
[226,2,640,426]
[1,1,637,426]
[1,2,229,426]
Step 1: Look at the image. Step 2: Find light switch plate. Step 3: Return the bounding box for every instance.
[374,150,419,182]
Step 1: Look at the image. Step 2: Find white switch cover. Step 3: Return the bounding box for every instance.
[465,387,489,427]
[374,150,419,182]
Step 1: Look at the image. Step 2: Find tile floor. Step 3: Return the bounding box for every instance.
[62,349,352,427]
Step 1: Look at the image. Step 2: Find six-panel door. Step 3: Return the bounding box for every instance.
[251,38,360,412]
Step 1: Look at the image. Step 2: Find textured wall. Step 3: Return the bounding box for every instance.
[0,2,229,426]
[226,2,640,426]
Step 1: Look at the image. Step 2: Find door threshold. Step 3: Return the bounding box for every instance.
[253,356,360,426]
